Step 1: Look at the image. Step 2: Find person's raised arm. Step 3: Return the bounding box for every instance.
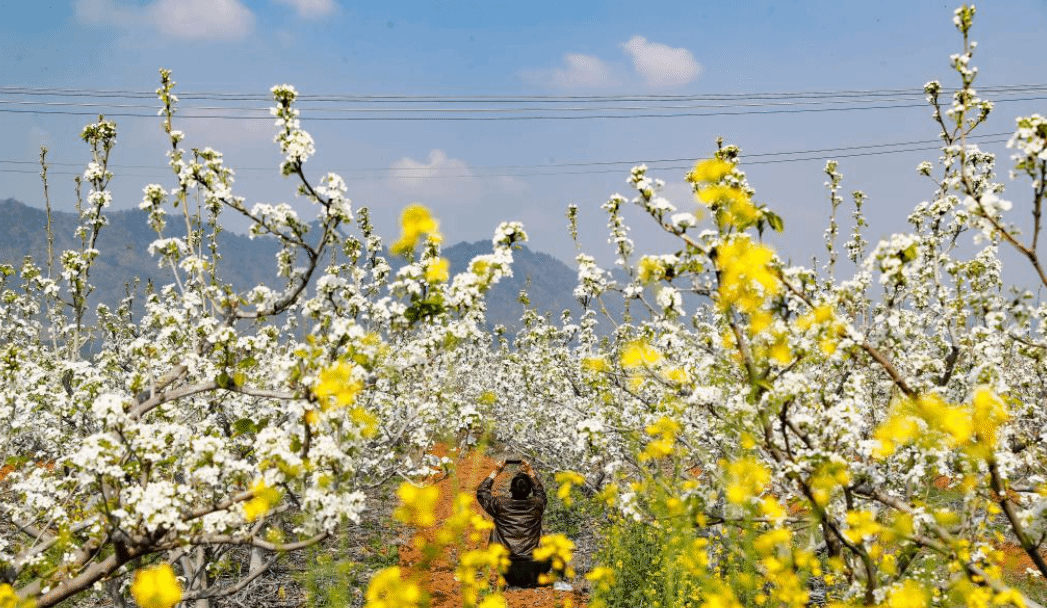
[522,461,546,508]
[476,460,506,515]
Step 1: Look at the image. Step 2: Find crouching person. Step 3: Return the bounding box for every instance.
[476,459,550,588]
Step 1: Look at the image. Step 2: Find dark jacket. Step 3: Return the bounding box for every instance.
[476,473,547,561]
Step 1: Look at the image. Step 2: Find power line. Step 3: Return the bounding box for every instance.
[0,131,1011,173]
[2,83,1045,102]
[0,136,1013,179]
[1,95,1044,121]
[0,91,1042,114]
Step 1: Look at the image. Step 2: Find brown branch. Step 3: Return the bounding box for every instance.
[989,459,1047,579]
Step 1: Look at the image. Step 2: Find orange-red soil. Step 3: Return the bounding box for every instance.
[398,447,587,608]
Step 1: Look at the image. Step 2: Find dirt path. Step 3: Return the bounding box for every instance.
[398,447,587,608]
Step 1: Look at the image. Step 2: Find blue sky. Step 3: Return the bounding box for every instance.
[1,0,1045,268]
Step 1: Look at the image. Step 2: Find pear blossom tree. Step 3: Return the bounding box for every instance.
[0,71,526,607]
[470,5,1047,607]
[2,4,1047,608]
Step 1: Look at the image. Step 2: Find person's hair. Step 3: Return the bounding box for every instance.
[510,472,533,499]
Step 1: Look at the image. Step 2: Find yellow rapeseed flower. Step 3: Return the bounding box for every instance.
[971,386,1009,457]
[131,564,183,608]
[873,390,1009,460]
[687,158,735,184]
[872,412,920,459]
[581,356,610,373]
[620,339,662,369]
[586,566,616,591]
[760,496,787,524]
[843,510,882,544]
[725,456,770,505]
[533,534,575,579]
[716,236,780,313]
[696,184,759,226]
[749,310,774,335]
[637,256,665,284]
[314,361,365,410]
[809,461,850,507]
[424,257,450,283]
[769,339,792,365]
[394,482,439,528]
[243,479,282,522]
[885,580,928,608]
[0,584,34,608]
[477,595,508,608]
[555,471,586,507]
[639,416,681,461]
[701,584,744,608]
[391,204,440,255]
[365,567,423,608]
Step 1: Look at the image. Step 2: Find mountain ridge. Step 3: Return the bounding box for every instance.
[0,197,587,332]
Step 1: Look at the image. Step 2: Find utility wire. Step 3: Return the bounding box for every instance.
[0,132,1011,173]
[1,92,1043,113]
[1,95,1044,121]
[0,137,1012,179]
[2,83,1045,102]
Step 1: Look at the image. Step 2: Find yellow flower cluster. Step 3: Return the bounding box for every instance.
[314,361,365,408]
[795,303,846,356]
[534,534,576,583]
[440,493,506,607]
[243,479,282,522]
[130,564,183,608]
[752,527,817,607]
[639,416,680,462]
[700,584,744,608]
[697,185,759,227]
[808,460,850,507]
[391,204,441,255]
[365,567,424,608]
[872,387,1009,460]
[715,236,780,314]
[885,579,928,608]
[455,544,509,606]
[581,356,610,373]
[555,471,586,507]
[680,536,711,574]
[0,584,34,608]
[434,493,493,546]
[381,486,505,608]
[312,361,375,436]
[620,339,662,369]
[637,256,667,284]
[393,482,439,528]
[585,565,616,593]
[424,257,450,283]
[687,158,735,184]
[724,456,770,505]
[686,157,759,228]
[759,496,788,524]
[843,509,882,544]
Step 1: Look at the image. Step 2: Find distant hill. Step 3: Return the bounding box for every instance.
[0,198,591,332]
[0,197,282,303]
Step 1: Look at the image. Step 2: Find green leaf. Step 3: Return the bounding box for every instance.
[233,418,257,436]
[765,211,785,233]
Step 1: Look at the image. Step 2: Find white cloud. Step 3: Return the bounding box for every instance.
[388,150,476,199]
[621,36,701,87]
[520,53,617,89]
[148,0,254,40]
[74,0,255,41]
[74,0,139,26]
[273,0,338,19]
